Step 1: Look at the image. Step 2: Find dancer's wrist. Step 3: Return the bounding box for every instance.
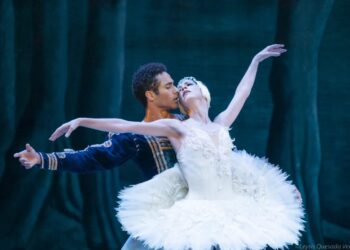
[35,153,41,165]
[251,56,260,66]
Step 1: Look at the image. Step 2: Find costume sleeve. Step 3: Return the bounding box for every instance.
[36,133,138,173]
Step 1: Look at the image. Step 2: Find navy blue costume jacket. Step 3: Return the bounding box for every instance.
[37,115,186,179]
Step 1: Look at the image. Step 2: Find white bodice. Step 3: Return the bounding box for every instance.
[177,124,236,199]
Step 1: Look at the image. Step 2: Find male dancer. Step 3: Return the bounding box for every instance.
[14,62,184,249]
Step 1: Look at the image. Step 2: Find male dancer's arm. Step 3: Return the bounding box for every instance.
[14,133,138,172]
[15,114,187,172]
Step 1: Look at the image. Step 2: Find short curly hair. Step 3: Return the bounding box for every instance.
[132,63,167,107]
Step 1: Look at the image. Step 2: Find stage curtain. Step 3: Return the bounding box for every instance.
[0,1,349,249]
[0,0,127,249]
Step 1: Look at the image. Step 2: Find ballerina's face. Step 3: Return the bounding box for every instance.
[178,78,203,103]
[177,77,210,112]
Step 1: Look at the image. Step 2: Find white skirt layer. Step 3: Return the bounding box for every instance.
[116,150,304,250]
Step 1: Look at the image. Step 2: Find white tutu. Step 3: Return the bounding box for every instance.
[117,126,304,250]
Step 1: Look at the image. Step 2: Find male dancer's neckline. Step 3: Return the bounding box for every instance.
[143,109,176,122]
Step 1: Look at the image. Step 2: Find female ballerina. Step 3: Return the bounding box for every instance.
[49,44,304,250]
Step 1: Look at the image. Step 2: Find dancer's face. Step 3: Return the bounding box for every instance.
[178,80,202,104]
[152,72,179,110]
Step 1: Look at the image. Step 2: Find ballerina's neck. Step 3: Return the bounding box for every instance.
[187,109,210,124]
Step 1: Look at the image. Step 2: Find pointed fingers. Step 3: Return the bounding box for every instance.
[19,157,27,165]
[49,135,57,141]
[270,47,287,52]
[65,127,74,138]
[49,134,56,141]
[268,48,287,54]
[49,128,64,141]
[268,44,284,49]
[26,143,34,152]
[272,49,287,55]
[14,149,25,158]
[266,44,285,53]
[49,134,55,141]
[268,52,282,57]
[21,159,32,169]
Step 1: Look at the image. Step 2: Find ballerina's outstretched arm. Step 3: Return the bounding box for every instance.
[49,118,185,141]
[214,44,286,128]
[14,118,184,170]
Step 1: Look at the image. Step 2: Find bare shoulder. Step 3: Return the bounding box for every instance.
[155,118,182,126]
[160,118,184,129]
[212,119,231,129]
[150,119,185,137]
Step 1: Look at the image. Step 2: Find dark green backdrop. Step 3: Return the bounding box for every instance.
[0,0,349,249]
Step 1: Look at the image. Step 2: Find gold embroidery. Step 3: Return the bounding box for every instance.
[154,138,168,172]
[39,153,44,169]
[63,149,74,152]
[89,140,112,148]
[57,152,66,159]
[145,136,162,173]
[103,140,112,147]
[145,136,169,173]
[52,154,58,170]
[108,132,119,139]
[46,153,58,171]
[158,137,173,150]
[47,154,52,170]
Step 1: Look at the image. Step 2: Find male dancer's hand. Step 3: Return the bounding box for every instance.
[49,118,81,141]
[253,44,287,63]
[13,144,41,169]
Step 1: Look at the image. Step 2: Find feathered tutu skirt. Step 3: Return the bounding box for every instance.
[116,150,304,250]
